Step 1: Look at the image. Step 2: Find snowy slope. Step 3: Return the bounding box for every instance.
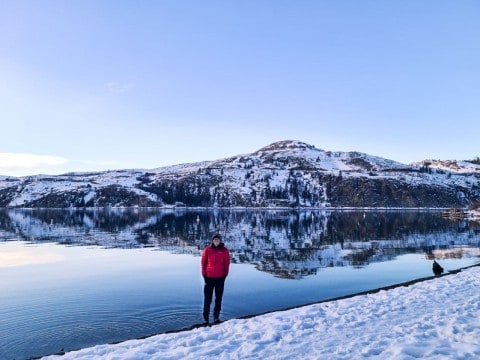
[412,159,480,174]
[209,140,412,172]
[0,140,479,208]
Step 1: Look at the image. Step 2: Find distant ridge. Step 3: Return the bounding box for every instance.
[0,140,479,208]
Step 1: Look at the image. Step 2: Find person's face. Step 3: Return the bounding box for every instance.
[212,238,221,245]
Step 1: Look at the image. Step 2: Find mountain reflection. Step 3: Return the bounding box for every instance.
[1,209,479,279]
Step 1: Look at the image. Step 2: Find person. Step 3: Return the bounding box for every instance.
[201,233,230,324]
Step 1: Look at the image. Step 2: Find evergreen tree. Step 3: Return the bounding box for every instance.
[470,156,480,165]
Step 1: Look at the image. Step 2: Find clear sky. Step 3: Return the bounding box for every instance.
[1,1,479,177]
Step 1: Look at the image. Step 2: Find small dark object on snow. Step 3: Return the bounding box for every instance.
[432,260,444,276]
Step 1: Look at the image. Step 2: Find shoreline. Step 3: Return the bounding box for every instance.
[38,262,480,359]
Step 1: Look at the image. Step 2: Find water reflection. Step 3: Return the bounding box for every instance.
[1,209,479,279]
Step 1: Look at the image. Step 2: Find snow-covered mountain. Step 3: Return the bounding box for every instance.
[1,140,479,208]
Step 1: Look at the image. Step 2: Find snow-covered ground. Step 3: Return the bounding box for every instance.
[43,265,480,360]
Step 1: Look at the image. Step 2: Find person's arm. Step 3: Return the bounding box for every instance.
[224,249,230,277]
[201,248,208,277]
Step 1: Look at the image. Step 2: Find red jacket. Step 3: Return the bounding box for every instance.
[201,243,230,278]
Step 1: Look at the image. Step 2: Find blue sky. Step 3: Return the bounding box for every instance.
[1,1,479,177]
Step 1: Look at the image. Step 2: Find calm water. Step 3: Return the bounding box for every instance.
[1,208,480,359]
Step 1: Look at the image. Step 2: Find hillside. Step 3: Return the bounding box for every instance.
[1,140,479,208]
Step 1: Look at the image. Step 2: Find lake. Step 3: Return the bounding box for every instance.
[1,208,479,359]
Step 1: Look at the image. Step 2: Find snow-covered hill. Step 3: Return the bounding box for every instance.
[1,140,479,208]
[209,140,412,172]
[412,159,480,174]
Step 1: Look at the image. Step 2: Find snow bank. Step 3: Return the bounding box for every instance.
[42,266,480,359]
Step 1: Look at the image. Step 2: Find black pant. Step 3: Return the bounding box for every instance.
[203,277,226,321]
